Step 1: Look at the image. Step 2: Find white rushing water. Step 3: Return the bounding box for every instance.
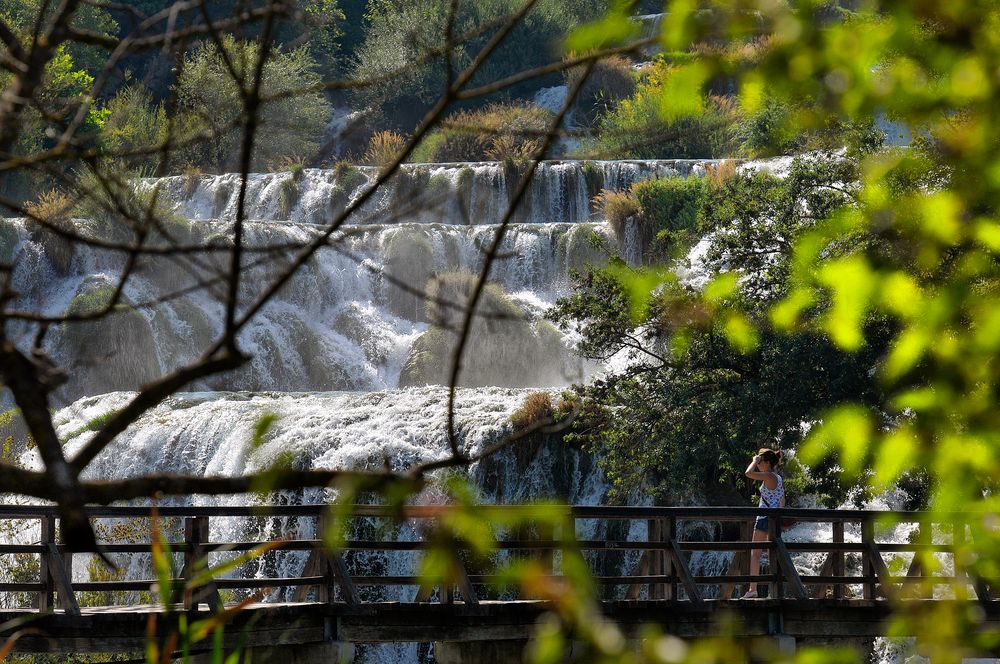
[2,153,923,663]
[4,159,722,406]
[147,160,710,226]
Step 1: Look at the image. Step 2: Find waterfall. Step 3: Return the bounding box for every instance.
[3,156,759,663]
[148,160,711,226]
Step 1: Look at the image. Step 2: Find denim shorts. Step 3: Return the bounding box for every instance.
[754,516,768,532]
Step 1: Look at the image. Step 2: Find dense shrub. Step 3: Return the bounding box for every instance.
[592,189,641,238]
[411,103,553,163]
[510,391,580,431]
[98,85,168,171]
[363,131,408,169]
[736,97,808,157]
[586,93,740,159]
[25,190,76,274]
[578,58,741,159]
[71,167,189,244]
[565,55,637,127]
[633,175,707,259]
[352,0,607,129]
[597,175,707,262]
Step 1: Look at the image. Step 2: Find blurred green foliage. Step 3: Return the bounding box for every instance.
[564,0,1000,659]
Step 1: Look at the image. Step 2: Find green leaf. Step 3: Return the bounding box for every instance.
[658,61,709,121]
[723,312,758,354]
[740,74,766,115]
[565,2,636,52]
[920,192,962,245]
[704,272,738,305]
[817,256,878,351]
[879,272,923,319]
[250,412,279,450]
[607,264,676,324]
[770,288,815,331]
[527,615,566,664]
[800,406,873,479]
[660,0,695,51]
[882,327,929,380]
[872,427,917,490]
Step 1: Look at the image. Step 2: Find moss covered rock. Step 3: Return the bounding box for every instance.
[399,272,571,388]
[384,227,435,321]
[55,277,161,401]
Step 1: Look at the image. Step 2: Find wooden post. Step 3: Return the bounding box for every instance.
[37,516,54,611]
[721,520,750,600]
[647,519,661,600]
[953,517,976,601]
[905,521,931,600]
[665,516,676,600]
[862,519,875,600]
[182,516,221,611]
[832,521,845,600]
[56,522,77,613]
[315,514,332,604]
[768,517,781,599]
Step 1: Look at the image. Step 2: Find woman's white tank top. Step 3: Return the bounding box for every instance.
[758,474,784,509]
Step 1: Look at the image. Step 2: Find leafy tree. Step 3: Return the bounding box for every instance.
[565,0,1000,656]
[550,151,892,505]
[0,46,104,201]
[172,36,331,172]
[351,0,607,129]
[0,0,117,79]
[98,85,168,172]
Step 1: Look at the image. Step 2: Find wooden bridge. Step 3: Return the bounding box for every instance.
[0,504,997,661]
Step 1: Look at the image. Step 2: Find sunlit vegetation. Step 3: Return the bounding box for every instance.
[411,103,554,163]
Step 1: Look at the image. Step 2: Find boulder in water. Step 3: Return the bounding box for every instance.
[399,272,571,388]
[383,227,435,321]
[55,277,161,402]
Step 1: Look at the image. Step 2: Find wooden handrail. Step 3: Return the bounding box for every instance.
[0,504,989,520]
[0,504,993,609]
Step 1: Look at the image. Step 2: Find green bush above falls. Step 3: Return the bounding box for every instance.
[580,59,741,159]
[595,174,708,264]
[411,103,555,163]
[171,37,330,172]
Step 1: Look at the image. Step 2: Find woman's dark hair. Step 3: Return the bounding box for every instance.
[757,448,784,468]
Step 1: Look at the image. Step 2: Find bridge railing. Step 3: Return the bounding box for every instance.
[0,504,992,612]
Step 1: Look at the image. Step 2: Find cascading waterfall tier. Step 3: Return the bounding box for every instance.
[3,214,613,405]
[55,387,604,503]
[149,160,712,226]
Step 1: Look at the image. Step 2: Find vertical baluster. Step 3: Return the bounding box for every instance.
[37,515,54,611]
[58,524,74,611]
[182,516,199,610]
[646,519,660,600]
[954,517,969,599]
[833,521,845,600]
[665,516,676,600]
[316,513,331,604]
[768,517,780,599]
[182,516,220,610]
[862,519,875,601]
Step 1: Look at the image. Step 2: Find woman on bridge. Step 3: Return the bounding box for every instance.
[742,448,784,599]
